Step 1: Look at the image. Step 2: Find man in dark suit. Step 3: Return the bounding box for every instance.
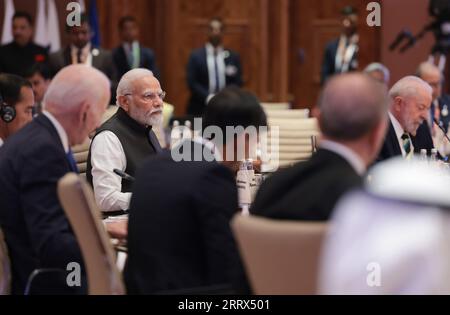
[125,87,267,294]
[0,12,48,77]
[186,18,243,117]
[321,6,359,85]
[0,65,110,294]
[377,76,433,162]
[251,73,388,221]
[48,14,117,102]
[112,16,159,79]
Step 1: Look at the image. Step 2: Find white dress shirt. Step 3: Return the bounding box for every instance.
[90,131,131,212]
[320,139,366,176]
[71,43,93,66]
[43,111,69,153]
[0,137,3,148]
[389,112,413,157]
[205,43,226,103]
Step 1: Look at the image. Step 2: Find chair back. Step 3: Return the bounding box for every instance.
[72,140,90,178]
[231,214,327,295]
[0,228,11,295]
[57,173,125,295]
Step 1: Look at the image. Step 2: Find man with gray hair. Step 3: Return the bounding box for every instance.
[416,62,450,133]
[0,65,110,294]
[377,76,433,162]
[251,73,388,220]
[86,68,163,214]
[364,62,390,85]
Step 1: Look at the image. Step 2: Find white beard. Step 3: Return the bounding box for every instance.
[130,108,163,127]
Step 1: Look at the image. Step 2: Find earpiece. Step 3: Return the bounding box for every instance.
[0,93,16,123]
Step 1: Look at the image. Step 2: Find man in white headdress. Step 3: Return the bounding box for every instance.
[319,157,450,295]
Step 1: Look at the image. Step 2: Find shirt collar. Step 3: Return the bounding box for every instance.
[319,139,366,176]
[71,43,91,55]
[389,111,406,140]
[43,111,70,153]
[206,43,223,55]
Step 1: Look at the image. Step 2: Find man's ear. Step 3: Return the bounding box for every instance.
[79,102,90,125]
[392,96,403,112]
[118,95,129,112]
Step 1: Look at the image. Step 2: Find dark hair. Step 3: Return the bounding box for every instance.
[65,13,89,33]
[25,63,52,81]
[203,87,267,143]
[0,73,32,107]
[12,11,33,26]
[118,16,138,30]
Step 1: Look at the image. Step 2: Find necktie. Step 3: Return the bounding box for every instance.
[126,44,134,68]
[66,149,79,173]
[401,133,412,158]
[77,49,83,64]
[214,51,221,93]
[147,127,162,153]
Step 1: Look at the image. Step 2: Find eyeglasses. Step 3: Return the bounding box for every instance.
[124,91,166,102]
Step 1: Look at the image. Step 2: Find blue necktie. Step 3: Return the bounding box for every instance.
[214,52,221,93]
[66,149,79,173]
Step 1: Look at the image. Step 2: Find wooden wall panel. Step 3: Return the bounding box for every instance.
[6,1,435,114]
[289,0,381,109]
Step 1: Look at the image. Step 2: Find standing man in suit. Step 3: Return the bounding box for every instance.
[112,16,159,79]
[321,6,359,85]
[0,74,34,148]
[377,76,433,162]
[186,18,243,117]
[0,65,110,294]
[86,69,163,214]
[0,12,48,77]
[251,73,388,221]
[48,14,117,102]
[125,87,266,294]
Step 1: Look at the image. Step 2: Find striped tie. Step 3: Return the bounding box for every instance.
[401,133,412,158]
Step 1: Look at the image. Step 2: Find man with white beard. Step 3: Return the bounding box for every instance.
[87,68,164,214]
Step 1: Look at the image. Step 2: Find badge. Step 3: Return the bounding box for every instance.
[225,65,237,76]
[442,104,449,117]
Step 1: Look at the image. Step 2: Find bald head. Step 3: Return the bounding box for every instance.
[319,73,388,141]
[44,64,110,114]
[43,65,111,145]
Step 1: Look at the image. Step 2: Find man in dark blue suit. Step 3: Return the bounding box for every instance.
[0,65,111,294]
[186,18,243,117]
[112,16,159,79]
[377,76,433,162]
[321,6,359,85]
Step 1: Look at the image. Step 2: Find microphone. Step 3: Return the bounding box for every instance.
[389,30,408,51]
[433,118,450,143]
[113,169,135,182]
